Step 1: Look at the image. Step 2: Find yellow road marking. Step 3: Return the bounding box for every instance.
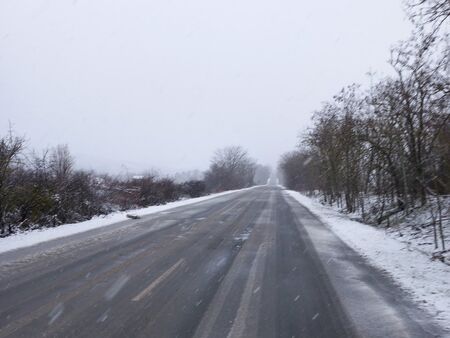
[132,258,185,302]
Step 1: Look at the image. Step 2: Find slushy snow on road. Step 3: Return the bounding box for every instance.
[286,189,450,330]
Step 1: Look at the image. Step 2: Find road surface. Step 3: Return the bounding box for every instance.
[0,186,445,337]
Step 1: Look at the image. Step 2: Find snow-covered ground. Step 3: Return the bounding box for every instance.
[317,193,450,262]
[0,187,254,255]
[385,199,450,262]
[286,190,450,330]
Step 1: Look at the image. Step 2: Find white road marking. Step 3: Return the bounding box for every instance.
[131,258,185,302]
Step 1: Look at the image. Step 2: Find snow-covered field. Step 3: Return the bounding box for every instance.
[286,190,450,330]
[0,188,254,255]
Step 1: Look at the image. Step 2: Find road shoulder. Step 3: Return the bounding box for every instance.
[284,189,449,337]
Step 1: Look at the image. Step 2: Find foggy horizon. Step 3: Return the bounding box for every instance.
[1,0,412,175]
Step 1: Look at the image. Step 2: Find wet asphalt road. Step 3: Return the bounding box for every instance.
[0,186,446,337]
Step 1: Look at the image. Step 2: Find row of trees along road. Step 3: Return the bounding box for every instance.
[0,134,268,237]
[279,0,449,251]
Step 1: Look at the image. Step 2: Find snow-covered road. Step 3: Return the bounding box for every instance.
[0,186,446,337]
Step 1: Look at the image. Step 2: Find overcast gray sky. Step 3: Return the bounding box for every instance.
[1,0,412,175]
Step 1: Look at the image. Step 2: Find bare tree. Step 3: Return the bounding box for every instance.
[406,0,450,36]
[205,146,256,192]
[0,130,25,235]
[50,144,74,187]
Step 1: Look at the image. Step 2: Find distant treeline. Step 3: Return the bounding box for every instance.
[279,0,449,235]
[0,134,269,237]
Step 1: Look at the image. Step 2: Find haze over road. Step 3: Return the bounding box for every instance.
[0,186,444,337]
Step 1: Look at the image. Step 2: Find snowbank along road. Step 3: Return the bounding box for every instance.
[0,186,446,337]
